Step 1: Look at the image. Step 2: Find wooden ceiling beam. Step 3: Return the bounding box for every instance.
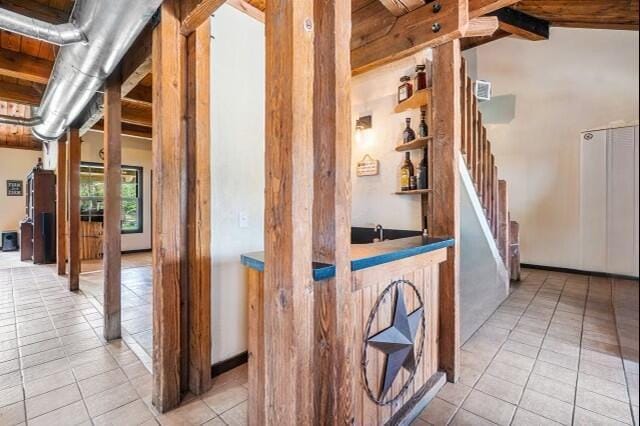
[0,137,41,150]
[0,0,69,24]
[92,120,152,140]
[181,0,226,35]
[227,0,264,22]
[461,28,510,49]
[0,48,53,85]
[379,0,427,17]
[491,7,549,40]
[123,84,152,107]
[0,81,43,105]
[121,101,152,127]
[468,0,519,18]
[463,16,499,37]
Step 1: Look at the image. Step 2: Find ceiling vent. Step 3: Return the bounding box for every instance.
[474,80,492,102]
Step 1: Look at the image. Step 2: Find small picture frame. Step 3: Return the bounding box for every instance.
[356,154,379,177]
[6,180,23,196]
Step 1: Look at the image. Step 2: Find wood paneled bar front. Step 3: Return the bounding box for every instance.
[242,236,454,424]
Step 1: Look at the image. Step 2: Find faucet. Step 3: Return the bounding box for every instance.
[374,224,384,242]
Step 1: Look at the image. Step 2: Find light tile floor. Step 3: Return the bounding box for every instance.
[0,253,248,426]
[415,269,639,426]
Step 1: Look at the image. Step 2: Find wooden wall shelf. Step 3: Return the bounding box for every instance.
[394,89,432,113]
[395,136,433,152]
[395,189,432,195]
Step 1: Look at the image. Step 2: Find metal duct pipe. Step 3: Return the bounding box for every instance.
[0,7,85,46]
[0,0,162,141]
[0,115,43,127]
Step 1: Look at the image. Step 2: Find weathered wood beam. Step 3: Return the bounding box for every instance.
[122,101,152,127]
[151,0,186,413]
[181,0,226,35]
[124,84,152,107]
[313,0,354,423]
[263,0,314,423]
[0,0,69,24]
[351,0,469,75]
[0,81,43,106]
[491,7,549,40]
[186,19,212,396]
[0,48,52,84]
[103,71,122,341]
[91,120,152,140]
[379,0,427,16]
[431,40,461,382]
[0,137,40,150]
[67,128,81,292]
[461,28,509,50]
[56,136,67,276]
[462,16,499,37]
[468,0,518,19]
[227,0,264,22]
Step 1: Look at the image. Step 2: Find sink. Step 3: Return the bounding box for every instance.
[351,227,423,245]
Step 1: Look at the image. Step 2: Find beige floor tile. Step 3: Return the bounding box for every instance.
[537,349,579,370]
[0,385,23,408]
[475,374,524,404]
[0,400,25,426]
[435,382,472,407]
[575,388,633,424]
[525,374,575,404]
[20,347,67,369]
[84,382,139,418]
[18,337,62,357]
[519,389,573,425]
[22,357,71,383]
[578,372,630,403]
[25,382,82,419]
[573,407,628,425]
[93,399,154,426]
[485,361,530,386]
[28,400,90,426]
[418,397,457,425]
[580,360,627,385]
[533,360,577,386]
[493,349,536,372]
[461,390,515,426]
[511,408,562,425]
[0,371,22,392]
[157,399,216,425]
[219,400,248,426]
[78,367,128,398]
[72,355,119,381]
[508,331,543,348]
[448,408,496,425]
[23,369,76,398]
[202,383,248,415]
[201,416,228,425]
[501,340,540,359]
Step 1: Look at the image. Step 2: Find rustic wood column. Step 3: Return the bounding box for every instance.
[103,71,122,341]
[152,0,187,412]
[263,0,315,423]
[312,0,354,423]
[56,137,67,276]
[67,128,81,291]
[431,40,461,382]
[186,19,212,395]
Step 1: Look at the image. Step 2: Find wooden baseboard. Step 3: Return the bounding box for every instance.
[211,352,248,378]
[521,263,639,281]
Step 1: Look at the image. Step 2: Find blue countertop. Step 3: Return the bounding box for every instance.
[240,236,455,281]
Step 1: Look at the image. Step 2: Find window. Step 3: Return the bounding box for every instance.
[80,162,143,234]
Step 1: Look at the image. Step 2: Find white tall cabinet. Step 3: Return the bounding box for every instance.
[580,124,639,277]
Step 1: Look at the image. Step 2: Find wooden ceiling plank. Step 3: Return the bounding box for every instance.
[181,0,226,35]
[92,120,152,140]
[0,0,69,24]
[0,80,43,105]
[123,84,152,106]
[491,7,549,40]
[121,101,152,127]
[0,47,53,84]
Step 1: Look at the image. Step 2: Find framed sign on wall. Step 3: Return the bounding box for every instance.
[6,180,23,196]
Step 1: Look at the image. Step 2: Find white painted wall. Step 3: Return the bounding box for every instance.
[42,131,152,251]
[465,28,640,269]
[0,148,42,233]
[351,50,432,231]
[210,6,265,363]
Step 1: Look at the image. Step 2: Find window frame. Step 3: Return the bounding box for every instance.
[80,161,144,235]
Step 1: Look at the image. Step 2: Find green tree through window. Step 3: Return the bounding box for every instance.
[80,163,143,234]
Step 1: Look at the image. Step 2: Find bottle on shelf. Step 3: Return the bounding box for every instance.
[398,75,413,103]
[417,147,428,190]
[403,118,416,143]
[409,176,418,191]
[414,64,427,91]
[400,152,415,191]
[418,110,429,138]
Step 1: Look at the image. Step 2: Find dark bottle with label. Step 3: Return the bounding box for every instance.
[398,75,413,103]
[400,152,415,191]
[403,118,416,143]
[417,147,428,190]
[415,64,427,91]
[418,110,429,138]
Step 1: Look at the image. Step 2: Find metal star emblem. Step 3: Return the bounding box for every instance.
[367,286,424,400]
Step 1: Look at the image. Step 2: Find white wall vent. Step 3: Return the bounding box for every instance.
[474,80,492,102]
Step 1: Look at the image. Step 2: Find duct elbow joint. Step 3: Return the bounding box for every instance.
[0,8,86,46]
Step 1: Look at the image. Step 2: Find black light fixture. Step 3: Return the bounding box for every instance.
[356,115,372,131]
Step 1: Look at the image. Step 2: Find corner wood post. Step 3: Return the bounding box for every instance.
[67,128,81,291]
[103,69,122,341]
[431,40,461,382]
[263,0,315,423]
[312,0,355,423]
[56,136,67,276]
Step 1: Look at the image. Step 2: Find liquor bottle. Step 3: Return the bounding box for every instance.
[418,110,429,138]
[403,118,416,143]
[417,147,428,190]
[414,64,427,91]
[400,152,415,191]
[398,75,413,103]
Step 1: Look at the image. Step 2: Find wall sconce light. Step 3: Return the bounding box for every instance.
[355,115,373,146]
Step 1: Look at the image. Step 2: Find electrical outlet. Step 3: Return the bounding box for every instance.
[238,212,249,229]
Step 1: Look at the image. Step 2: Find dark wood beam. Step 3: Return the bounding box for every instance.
[0,81,43,106]
[67,128,81,292]
[124,84,152,107]
[56,137,67,276]
[0,48,52,84]
[181,0,226,35]
[103,71,122,341]
[491,7,549,40]
[91,120,152,140]
[0,0,69,24]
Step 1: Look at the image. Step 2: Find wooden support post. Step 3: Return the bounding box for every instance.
[460,59,467,158]
[475,110,482,189]
[56,137,67,276]
[152,0,187,412]
[313,0,354,423]
[466,77,473,169]
[67,128,81,291]
[493,165,499,237]
[263,0,315,423]
[497,180,509,263]
[103,71,122,341]
[186,19,212,395]
[431,40,461,382]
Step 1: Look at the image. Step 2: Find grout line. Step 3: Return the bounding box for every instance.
[570,274,591,425]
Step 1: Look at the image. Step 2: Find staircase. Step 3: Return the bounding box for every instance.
[459,58,520,280]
